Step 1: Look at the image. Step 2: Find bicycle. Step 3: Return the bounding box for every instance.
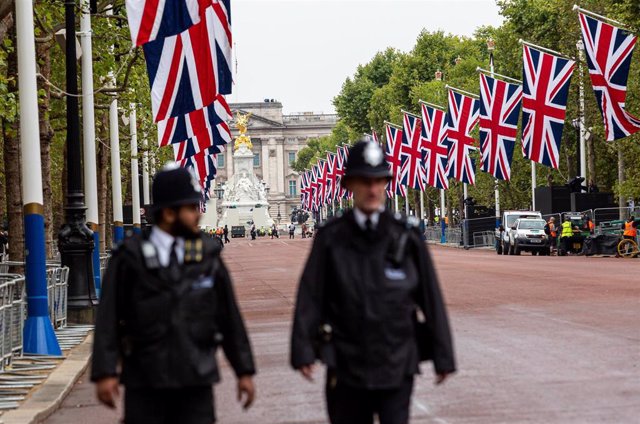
[617,238,639,258]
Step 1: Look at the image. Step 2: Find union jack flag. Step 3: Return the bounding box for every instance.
[316,160,329,206]
[420,103,449,190]
[336,145,351,200]
[310,164,320,211]
[173,140,221,162]
[211,0,233,94]
[158,94,231,147]
[371,130,380,145]
[180,151,217,185]
[325,152,339,203]
[384,124,407,198]
[400,113,427,191]
[126,0,201,46]
[478,74,523,181]
[521,45,575,168]
[445,90,479,185]
[143,5,224,122]
[300,171,311,210]
[578,12,640,141]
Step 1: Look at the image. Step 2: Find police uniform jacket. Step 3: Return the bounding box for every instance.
[290,209,455,389]
[91,231,255,388]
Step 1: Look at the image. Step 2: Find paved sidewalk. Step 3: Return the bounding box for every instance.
[44,238,640,423]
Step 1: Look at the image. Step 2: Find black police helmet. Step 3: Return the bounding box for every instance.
[341,139,393,187]
[151,163,202,211]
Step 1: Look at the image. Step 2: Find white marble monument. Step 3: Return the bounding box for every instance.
[218,113,273,228]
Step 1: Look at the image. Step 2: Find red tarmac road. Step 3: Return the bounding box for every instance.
[45,239,640,423]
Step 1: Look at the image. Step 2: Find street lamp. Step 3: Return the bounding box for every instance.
[58,0,97,323]
[486,38,495,52]
[277,203,282,224]
[454,56,462,66]
[435,70,442,81]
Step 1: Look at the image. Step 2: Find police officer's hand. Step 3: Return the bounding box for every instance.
[237,375,255,410]
[298,364,315,382]
[435,372,453,385]
[95,377,120,408]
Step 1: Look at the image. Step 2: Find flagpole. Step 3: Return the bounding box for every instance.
[420,191,425,226]
[440,189,446,243]
[488,41,501,227]
[531,162,537,210]
[394,196,399,213]
[405,193,410,215]
[130,105,141,234]
[142,136,150,206]
[17,0,62,355]
[577,39,587,182]
[107,6,123,244]
[80,0,101,295]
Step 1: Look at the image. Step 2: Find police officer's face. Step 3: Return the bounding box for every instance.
[346,177,388,214]
[162,204,201,237]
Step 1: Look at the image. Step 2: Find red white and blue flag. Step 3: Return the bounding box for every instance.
[172,138,221,162]
[336,145,352,200]
[211,0,233,94]
[310,164,320,211]
[325,152,339,203]
[521,45,575,168]
[578,12,640,141]
[158,94,231,147]
[384,123,407,198]
[300,170,311,210]
[126,0,202,46]
[478,74,523,181]
[180,150,217,185]
[445,90,480,185]
[400,112,427,191]
[143,5,228,122]
[420,103,449,190]
[316,160,329,206]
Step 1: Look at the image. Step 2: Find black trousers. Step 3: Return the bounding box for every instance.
[325,375,414,424]
[125,386,215,424]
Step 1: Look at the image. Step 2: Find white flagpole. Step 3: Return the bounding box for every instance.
[577,39,587,181]
[463,183,469,218]
[80,0,101,293]
[394,195,399,213]
[440,189,446,243]
[16,0,62,355]
[107,6,123,244]
[420,191,425,225]
[405,193,410,215]
[142,136,150,206]
[130,105,141,234]
[531,162,537,210]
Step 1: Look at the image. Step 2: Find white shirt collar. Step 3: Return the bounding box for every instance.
[149,226,185,267]
[353,206,385,230]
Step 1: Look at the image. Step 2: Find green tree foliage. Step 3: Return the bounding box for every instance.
[324,0,640,211]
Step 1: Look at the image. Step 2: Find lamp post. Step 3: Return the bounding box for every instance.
[58,0,97,323]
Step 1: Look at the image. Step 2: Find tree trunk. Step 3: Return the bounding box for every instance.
[37,39,55,259]
[0,12,12,42]
[3,35,23,261]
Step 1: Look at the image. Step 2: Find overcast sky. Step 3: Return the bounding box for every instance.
[230,0,504,114]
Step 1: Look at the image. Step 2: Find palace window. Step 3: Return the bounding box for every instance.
[253,152,261,167]
[288,151,296,166]
[217,154,225,168]
[288,180,297,197]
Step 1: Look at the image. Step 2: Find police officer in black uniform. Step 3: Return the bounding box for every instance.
[92,164,256,423]
[290,140,455,424]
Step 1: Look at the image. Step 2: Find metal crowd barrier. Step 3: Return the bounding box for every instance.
[0,274,25,368]
[472,231,495,248]
[46,267,69,329]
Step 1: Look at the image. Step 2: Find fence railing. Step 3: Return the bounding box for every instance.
[0,264,69,371]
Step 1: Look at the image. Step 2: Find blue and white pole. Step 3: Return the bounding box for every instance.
[80,0,101,295]
[440,189,446,244]
[130,105,142,234]
[16,0,61,355]
[109,83,124,244]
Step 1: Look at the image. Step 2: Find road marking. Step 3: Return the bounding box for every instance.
[412,399,450,424]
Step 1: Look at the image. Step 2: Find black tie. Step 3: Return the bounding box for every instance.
[365,218,374,233]
[168,241,181,282]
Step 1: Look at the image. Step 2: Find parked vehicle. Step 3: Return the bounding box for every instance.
[507,218,550,255]
[231,225,246,238]
[495,210,543,255]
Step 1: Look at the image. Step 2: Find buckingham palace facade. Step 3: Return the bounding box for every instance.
[213,100,337,221]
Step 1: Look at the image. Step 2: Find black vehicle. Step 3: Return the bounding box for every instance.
[231,226,246,238]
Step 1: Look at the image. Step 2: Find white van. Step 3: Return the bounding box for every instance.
[495,210,543,255]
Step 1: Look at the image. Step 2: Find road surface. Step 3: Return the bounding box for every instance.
[45,238,640,423]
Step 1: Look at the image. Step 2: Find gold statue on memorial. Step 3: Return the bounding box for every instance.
[234,112,253,151]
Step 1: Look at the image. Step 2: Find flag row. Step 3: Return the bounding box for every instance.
[379,7,640,195]
[126,0,234,209]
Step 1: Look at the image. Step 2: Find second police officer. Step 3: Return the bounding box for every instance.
[92,164,256,424]
[291,140,456,424]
